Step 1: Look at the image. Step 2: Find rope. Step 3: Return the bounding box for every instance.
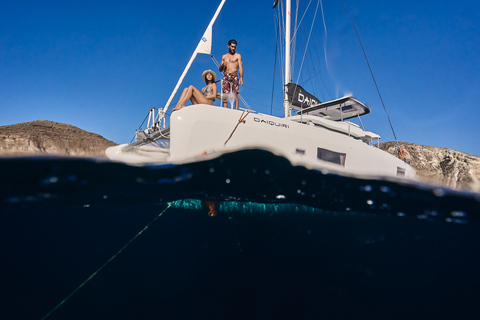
[273,4,285,88]
[343,2,399,146]
[41,201,176,320]
[224,110,250,145]
[278,0,320,116]
[291,0,313,47]
[319,0,329,80]
[130,111,151,143]
[294,0,320,88]
[271,15,280,115]
[210,54,221,68]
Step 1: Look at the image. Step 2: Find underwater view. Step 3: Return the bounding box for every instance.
[1,149,480,320]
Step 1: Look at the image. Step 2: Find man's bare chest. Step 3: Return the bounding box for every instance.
[225,55,239,65]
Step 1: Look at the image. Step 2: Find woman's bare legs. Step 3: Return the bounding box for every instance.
[178,87,189,102]
[173,87,193,111]
[173,85,212,111]
[188,86,212,104]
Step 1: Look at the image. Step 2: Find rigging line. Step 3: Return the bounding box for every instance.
[288,0,319,103]
[41,201,177,320]
[238,94,252,110]
[248,100,284,110]
[130,111,151,143]
[343,2,399,143]
[294,0,320,87]
[294,0,300,32]
[306,46,321,98]
[273,5,285,93]
[278,11,285,86]
[244,84,283,98]
[291,0,313,46]
[319,0,329,72]
[299,70,322,86]
[236,95,284,110]
[275,2,285,85]
[319,0,326,36]
[210,54,221,67]
[291,0,300,72]
[304,3,330,100]
[291,0,314,77]
[271,8,280,115]
[279,1,287,85]
[300,24,317,95]
[309,0,328,89]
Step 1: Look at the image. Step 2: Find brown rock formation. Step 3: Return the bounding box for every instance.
[379,141,480,192]
[0,120,117,158]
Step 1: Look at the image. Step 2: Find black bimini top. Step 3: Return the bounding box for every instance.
[295,96,371,121]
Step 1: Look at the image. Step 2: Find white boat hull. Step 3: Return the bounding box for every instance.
[106,105,415,180]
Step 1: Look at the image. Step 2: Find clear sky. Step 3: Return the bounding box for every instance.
[1,0,479,156]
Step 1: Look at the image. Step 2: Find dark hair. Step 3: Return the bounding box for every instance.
[204,71,214,84]
[228,39,237,46]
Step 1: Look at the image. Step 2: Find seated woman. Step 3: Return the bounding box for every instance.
[172,70,217,111]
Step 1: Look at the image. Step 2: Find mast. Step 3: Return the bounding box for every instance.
[162,0,226,114]
[283,0,291,117]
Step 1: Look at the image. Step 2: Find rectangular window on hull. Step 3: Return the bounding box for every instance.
[397,167,406,177]
[317,148,346,166]
[296,148,306,155]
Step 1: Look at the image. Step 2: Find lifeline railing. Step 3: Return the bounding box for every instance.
[136,74,251,142]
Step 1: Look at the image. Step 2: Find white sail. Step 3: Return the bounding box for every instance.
[162,0,225,113]
[196,25,213,55]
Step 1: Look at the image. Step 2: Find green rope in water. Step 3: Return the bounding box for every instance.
[41,201,176,320]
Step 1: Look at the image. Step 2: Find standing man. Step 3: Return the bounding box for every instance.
[219,39,243,109]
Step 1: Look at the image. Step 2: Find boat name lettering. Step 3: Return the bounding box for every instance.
[297,93,320,107]
[253,117,289,128]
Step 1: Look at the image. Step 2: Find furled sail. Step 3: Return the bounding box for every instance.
[285,83,322,110]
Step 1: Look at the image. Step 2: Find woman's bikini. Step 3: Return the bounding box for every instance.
[201,84,215,102]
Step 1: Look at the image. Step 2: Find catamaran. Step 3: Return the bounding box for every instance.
[105,0,415,180]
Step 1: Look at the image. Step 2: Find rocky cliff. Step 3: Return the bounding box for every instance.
[0,120,116,158]
[380,141,480,192]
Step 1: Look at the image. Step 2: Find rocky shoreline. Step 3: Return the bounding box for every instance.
[379,141,480,192]
[1,120,479,192]
[0,120,116,158]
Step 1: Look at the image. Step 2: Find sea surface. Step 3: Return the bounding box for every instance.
[1,150,480,320]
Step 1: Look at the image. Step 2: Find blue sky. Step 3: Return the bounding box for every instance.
[1,0,479,156]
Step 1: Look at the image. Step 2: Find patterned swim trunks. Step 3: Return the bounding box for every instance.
[222,73,239,94]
